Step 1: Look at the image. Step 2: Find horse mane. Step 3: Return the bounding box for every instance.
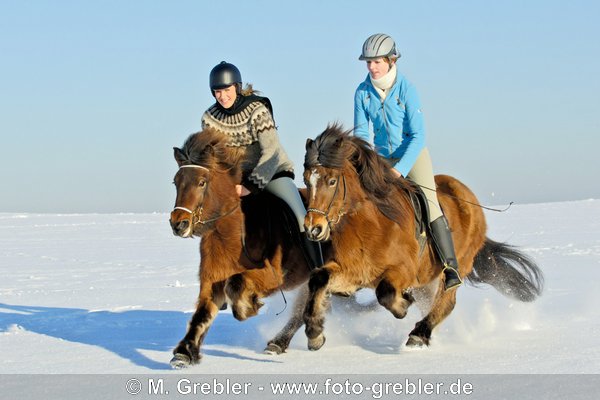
[305,123,416,223]
[178,128,239,174]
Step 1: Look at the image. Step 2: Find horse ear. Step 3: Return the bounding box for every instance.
[305,138,314,151]
[173,147,187,166]
[205,143,216,157]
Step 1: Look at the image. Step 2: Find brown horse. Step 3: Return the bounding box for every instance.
[302,124,544,350]
[169,128,318,368]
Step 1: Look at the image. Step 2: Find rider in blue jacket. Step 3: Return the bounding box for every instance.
[353,33,462,290]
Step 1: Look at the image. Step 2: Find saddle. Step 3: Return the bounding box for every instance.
[240,191,301,268]
[381,158,430,254]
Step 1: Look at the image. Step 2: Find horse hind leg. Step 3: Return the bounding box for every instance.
[406,281,457,348]
[226,274,264,321]
[264,284,310,354]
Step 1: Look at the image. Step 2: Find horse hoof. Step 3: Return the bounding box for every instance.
[405,335,429,348]
[264,342,285,355]
[308,334,326,351]
[391,309,408,319]
[170,353,193,369]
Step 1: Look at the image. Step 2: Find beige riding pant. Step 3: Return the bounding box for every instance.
[406,147,443,222]
[266,177,307,232]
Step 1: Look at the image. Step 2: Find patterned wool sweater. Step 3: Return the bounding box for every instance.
[201,99,295,193]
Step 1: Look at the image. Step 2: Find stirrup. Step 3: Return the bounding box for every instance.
[442,264,463,291]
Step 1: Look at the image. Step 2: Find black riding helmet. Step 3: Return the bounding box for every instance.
[209,61,242,95]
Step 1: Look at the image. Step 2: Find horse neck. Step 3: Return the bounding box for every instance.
[200,202,244,253]
[206,207,244,242]
[347,165,413,226]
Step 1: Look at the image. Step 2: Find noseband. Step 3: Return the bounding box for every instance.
[173,164,239,225]
[306,172,347,227]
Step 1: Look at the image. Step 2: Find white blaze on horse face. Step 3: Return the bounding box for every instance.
[309,169,321,202]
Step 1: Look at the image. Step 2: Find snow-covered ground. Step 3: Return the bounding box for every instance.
[1,200,599,398]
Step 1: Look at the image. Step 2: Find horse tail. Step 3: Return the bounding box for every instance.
[467,238,544,302]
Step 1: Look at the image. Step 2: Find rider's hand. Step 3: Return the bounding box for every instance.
[390,168,403,178]
[235,184,251,197]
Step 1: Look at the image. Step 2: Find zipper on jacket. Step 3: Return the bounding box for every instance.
[380,97,394,156]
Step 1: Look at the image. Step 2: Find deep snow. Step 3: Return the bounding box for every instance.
[1,200,599,397]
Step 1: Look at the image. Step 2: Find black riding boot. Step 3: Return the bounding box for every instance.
[300,232,325,270]
[430,216,463,290]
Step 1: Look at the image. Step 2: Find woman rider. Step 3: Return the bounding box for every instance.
[353,34,462,290]
[201,61,324,270]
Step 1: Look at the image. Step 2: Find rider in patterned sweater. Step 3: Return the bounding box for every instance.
[201,61,324,270]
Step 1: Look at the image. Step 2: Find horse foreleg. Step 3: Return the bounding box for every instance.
[406,280,457,347]
[264,283,310,354]
[303,263,350,351]
[171,283,225,368]
[376,269,415,319]
[226,273,265,321]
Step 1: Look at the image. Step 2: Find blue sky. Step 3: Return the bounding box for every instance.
[1,0,598,213]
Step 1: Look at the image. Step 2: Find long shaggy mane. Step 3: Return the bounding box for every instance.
[305,123,415,223]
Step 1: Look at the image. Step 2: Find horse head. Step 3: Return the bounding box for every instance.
[303,124,356,241]
[170,129,240,238]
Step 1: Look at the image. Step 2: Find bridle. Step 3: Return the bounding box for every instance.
[173,164,239,226]
[173,163,267,269]
[306,170,347,227]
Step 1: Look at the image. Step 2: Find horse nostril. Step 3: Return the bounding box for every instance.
[179,220,190,230]
[311,225,323,238]
[175,220,190,233]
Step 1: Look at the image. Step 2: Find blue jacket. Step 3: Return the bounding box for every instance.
[353,72,425,177]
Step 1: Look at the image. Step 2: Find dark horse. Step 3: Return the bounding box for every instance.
[301,124,544,350]
[169,129,318,368]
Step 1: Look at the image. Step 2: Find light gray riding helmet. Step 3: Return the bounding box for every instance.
[359,33,400,60]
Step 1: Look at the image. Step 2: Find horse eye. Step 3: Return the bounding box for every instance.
[328,178,337,186]
[198,180,206,188]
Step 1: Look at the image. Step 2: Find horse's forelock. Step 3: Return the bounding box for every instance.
[306,124,354,169]
[180,129,232,169]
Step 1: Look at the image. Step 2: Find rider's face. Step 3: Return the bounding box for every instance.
[214,85,237,109]
[367,58,392,80]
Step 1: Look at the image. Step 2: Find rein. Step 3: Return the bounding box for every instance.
[175,204,240,225]
[417,184,514,213]
[306,173,348,227]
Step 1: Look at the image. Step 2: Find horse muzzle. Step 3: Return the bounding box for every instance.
[170,210,193,238]
[305,222,330,242]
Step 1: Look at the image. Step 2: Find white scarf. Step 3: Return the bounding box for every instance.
[370,63,397,100]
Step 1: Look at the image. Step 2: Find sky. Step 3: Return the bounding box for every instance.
[1,0,599,213]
